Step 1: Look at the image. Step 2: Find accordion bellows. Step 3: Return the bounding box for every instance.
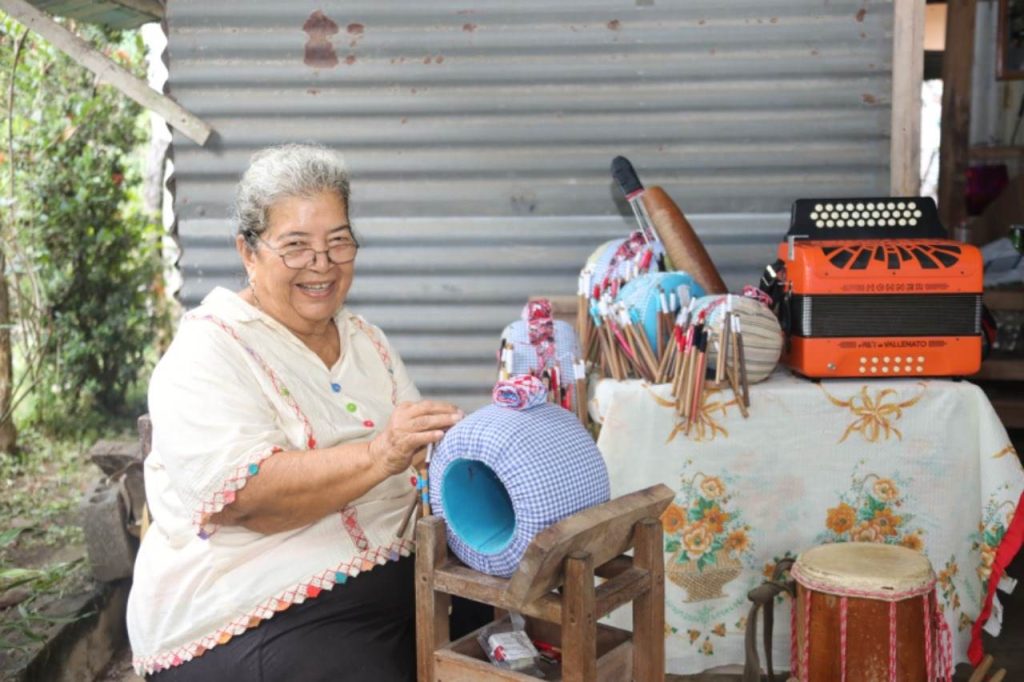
[429,402,610,577]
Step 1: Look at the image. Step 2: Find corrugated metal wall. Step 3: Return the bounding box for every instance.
[165,0,896,407]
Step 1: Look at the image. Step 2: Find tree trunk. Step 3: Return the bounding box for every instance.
[0,250,18,455]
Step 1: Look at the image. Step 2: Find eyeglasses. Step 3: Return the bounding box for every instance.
[248,231,360,269]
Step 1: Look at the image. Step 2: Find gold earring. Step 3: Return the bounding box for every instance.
[249,277,263,310]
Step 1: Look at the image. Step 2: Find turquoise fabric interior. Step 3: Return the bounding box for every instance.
[441,459,515,555]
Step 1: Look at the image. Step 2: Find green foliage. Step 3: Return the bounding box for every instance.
[1,16,168,434]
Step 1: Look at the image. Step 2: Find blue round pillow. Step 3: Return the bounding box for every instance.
[428,401,610,577]
[615,271,706,349]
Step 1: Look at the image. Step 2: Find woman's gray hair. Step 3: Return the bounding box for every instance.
[235,144,351,248]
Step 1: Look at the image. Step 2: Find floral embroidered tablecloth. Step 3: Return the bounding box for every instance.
[590,370,1024,675]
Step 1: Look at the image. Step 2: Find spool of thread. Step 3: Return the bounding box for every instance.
[692,294,782,383]
[616,272,706,350]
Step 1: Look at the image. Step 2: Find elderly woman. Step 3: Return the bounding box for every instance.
[128,144,464,681]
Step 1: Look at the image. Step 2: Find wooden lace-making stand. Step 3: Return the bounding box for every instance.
[415,484,673,682]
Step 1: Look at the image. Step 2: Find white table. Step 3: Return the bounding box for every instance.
[591,370,1024,674]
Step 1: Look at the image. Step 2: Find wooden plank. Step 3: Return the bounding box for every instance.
[433,561,564,624]
[433,553,642,624]
[970,146,1024,161]
[594,567,649,620]
[631,518,665,682]
[415,517,451,682]
[890,0,924,196]
[974,358,1024,382]
[561,552,597,682]
[434,651,529,681]
[984,290,1024,311]
[990,396,1024,429]
[938,0,977,231]
[0,0,211,146]
[505,484,674,608]
[433,561,509,604]
[594,555,634,579]
[529,619,633,682]
[435,617,633,681]
[595,639,633,682]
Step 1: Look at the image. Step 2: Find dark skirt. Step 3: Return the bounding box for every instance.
[147,557,493,682]
[150,558,414,682]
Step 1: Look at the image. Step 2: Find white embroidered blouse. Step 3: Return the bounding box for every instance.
[127,288,421,675]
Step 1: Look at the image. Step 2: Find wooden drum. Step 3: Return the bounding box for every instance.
[790,543,952,682]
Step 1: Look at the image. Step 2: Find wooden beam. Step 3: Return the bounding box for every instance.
[891,0,925,196]
[938,0,977,230]
[969,145,1024,161]
[0,0,210,146]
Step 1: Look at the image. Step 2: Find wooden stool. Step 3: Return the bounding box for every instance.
[415,483,674,682]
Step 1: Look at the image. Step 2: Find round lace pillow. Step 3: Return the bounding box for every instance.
[428,378,610,577]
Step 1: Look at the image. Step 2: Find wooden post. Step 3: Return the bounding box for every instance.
[631,518,665,682]
[0,0,212,145]
[938,0,977,231]
[891,0,925,196]
[561,551,597,682]
[416,517,451,682]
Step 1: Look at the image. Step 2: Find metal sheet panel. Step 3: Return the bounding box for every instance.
[165,0,895,407]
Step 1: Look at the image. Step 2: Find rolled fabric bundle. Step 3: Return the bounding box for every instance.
[692,293,783,383]
[641,186,728,295]
[500,299,579,388]
[492,375,548,410]
[429,380,610,577]
[583,231,665,299]
[615,271,706,350]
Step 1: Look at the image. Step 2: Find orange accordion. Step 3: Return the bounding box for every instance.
[761,197,984,379]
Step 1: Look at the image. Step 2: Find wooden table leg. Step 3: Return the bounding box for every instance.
[562,551,597,682]
[416,517,450,682]
[633,517,665,682]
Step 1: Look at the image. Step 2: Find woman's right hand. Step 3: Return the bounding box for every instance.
[368,400,463,477]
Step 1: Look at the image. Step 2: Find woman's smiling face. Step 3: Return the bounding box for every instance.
[238,189,355,335]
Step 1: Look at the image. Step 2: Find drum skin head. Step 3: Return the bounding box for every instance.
[794,542,935,596]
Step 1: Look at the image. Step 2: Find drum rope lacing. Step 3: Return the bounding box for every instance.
[790,561,954,682]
